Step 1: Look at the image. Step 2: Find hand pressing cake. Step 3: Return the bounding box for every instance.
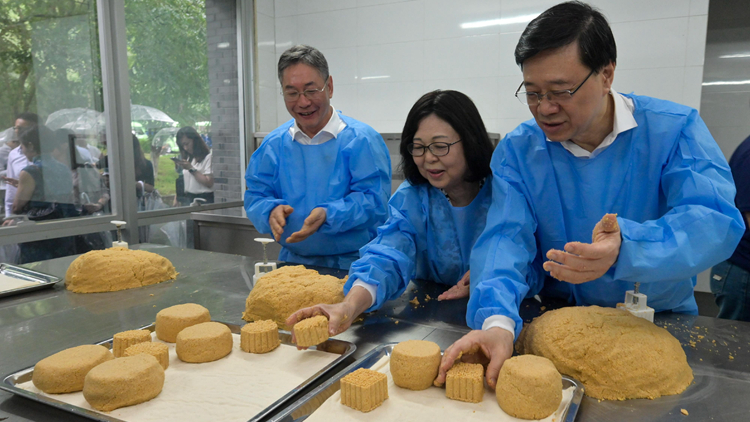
[445,362,484,403]
[241,320,280,354]
[340,368,388,412]
[176,321,233,363]
[65,247,178,293]
[293,315,329,347]
[390,340,441,390]
[32,345,114,394]
[495,355,562,420]
[83,354,165,411]
[155,303,211,343]
[242,265,345,328]
[124,342,170,369]
[112,330,152,357]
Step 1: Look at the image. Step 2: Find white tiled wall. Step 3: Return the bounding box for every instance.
[255,0,710,135]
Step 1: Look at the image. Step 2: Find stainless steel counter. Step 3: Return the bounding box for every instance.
[1,245,749,421]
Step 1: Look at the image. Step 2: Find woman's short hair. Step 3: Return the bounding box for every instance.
[400,90,494,186]
[176,126,210,162]
[515,1,616,73]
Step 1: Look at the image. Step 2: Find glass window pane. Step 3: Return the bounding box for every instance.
[124,0,242,217]
[0,1,112,263]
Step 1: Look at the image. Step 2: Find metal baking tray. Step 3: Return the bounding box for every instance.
[0,263,61,298]
[270,343,585,422]
[0,321,356,422]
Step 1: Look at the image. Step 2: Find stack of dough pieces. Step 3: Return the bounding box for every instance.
[516,305,693,400]
[32,345,114,393]
[65,247,178,293]
[242,265,345,328]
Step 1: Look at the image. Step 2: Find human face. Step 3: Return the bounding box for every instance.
[14,118,33,140]
[281,63,333,138]
[521,42,614,147]
[179,136,193,155]
[412,114,469,197]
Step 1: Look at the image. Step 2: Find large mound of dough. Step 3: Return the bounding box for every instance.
[516,306,693,400]
[66,247,178,293]
[83,354,165,411]
[242,266,346,329]
[33,345,114,394]
[496,355,561,419]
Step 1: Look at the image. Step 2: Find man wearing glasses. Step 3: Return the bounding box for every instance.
[437,1,744,389]
[245,45,391,270]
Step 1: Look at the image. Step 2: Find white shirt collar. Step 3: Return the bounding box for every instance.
[289,106,346,145]
[550,89,638,159]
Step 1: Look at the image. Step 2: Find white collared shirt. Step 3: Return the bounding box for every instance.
[550,89,638,159]
[288,106,347,145]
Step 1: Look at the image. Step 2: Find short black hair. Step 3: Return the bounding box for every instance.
[15,112,39,124]
[515,1,616,72]
[400,90,493,186]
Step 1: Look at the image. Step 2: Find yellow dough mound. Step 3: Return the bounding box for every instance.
[242,266,346,329]
[65,247,178,293]
[516,306,693,400]
[83,354,165,411]
[32,345,114,394]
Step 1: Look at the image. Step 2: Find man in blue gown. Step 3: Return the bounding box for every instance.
[244,45,391,270]
[436,1,745,389]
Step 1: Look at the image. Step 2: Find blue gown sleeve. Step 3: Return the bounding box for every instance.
[244,139,288,235]
[614,111,745,282]
[345,190,419,312]
[467,147,542,339]
[317,133,391,235]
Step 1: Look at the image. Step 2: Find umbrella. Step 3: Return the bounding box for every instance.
[151,127,180,154]
[130,104,176,126]
[45,108,104,132]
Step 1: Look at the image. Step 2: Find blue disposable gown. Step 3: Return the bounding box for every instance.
[244,114,392,270]
[469,94,745,339]
[346,179,493,311]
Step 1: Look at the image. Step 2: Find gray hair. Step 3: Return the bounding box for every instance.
[277,45,329,84]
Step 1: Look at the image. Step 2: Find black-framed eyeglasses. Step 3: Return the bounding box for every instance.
[515,69,596,106]
[281,86,326,102]
[407,140,461,157]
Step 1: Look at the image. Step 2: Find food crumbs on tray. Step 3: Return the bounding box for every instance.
[394,320,399,325]
[681,409,689,416]
[409,297,420,306]
[540,306,546,311]
[729,355,734,360]
[425,294,432,302]
[150,294,154,296]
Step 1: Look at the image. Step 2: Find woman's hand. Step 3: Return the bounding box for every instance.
[434,327,514,390]
[438,270,471,301]
[285,285,373,348]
